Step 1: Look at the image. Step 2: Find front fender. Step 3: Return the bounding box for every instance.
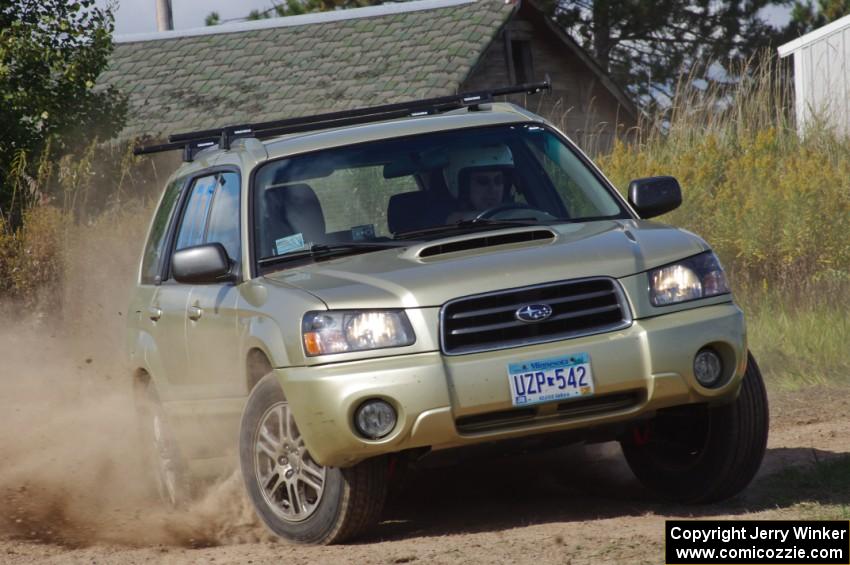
[237,278,328,377]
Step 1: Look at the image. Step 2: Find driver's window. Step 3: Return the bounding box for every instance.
[174,171,242,262]
[175,175,217,251]
[205,172,241,262]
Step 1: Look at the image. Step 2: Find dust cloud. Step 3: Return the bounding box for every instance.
[0,209,269,549]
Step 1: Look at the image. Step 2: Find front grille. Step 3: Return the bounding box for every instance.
[441,277,631,355]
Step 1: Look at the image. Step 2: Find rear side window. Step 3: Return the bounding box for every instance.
[140,177,185,284]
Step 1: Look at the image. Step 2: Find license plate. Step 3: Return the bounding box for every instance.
[507,353,594,406]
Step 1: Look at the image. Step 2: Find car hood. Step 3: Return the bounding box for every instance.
[263,220,709,309]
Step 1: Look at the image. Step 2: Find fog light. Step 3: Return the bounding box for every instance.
[354,399,397,439]
[694,348,723,388]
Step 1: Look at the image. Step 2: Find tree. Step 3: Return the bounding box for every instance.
[0,0,126,226]
[205,0,383,26]
[542,0,790,106]
[787,0,850,34]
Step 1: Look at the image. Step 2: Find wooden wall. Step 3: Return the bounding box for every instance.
[784,17,850,137]
[461,5,636,154]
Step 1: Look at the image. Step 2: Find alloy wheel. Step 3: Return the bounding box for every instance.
[254,401,327,522]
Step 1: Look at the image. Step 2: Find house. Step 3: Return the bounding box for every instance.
[101,0,637,153]
[778,14,850,137]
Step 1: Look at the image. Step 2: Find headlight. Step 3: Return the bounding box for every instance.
[649,251,730,306]
[302,310,415,356]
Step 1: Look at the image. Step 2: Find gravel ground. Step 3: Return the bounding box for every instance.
[1,326,847,565]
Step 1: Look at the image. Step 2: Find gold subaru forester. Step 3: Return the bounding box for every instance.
[128,83,768,545]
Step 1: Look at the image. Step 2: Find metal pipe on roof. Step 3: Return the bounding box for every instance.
[155,0,174,31]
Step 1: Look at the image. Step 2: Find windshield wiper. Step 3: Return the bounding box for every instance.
[393,218,542,240]
[258,242,407,267]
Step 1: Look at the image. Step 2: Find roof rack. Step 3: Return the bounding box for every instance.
[133,79,551,161]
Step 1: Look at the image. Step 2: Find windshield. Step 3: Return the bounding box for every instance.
[252,123,629,263]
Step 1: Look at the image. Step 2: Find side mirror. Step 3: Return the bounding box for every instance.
[172,243,234,284]
[628,176,682,219]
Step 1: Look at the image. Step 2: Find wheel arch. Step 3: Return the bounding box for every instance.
[246,347,274,392]
[132,366,154,396]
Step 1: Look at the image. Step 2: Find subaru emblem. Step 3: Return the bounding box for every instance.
[515,304,553,323]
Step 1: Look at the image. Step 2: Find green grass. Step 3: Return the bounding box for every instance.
[795,503,850,521]
[744,291,850,387]
[756,455,850,516]
[579,58,850,388]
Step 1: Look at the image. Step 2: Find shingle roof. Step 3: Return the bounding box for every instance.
[101,0,515,140]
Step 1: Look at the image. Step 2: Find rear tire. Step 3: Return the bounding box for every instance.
[134,378,192,507]
[239,373,387,544]
[621,351,769,503]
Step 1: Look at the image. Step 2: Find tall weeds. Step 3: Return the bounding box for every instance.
[2,59,848,383]
[594,57,850,385]
[0,139,162,314]
[601,58,850,293]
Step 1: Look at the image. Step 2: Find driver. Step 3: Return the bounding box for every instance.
[444,145,515,223]
[465,168,507,210]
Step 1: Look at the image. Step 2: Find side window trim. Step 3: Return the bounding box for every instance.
[201,174,220,244]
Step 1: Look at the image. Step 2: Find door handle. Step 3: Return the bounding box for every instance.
[148,307,162,322]
[188,305,203,321]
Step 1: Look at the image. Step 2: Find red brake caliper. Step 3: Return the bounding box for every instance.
[387,455,398,480]
[632,423,651,446]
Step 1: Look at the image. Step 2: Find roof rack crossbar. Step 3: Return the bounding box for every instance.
[236,105,463,141]
[133,138,218,155]
[134,79,550,159]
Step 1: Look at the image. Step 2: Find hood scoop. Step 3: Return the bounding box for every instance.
[417,228,556,258]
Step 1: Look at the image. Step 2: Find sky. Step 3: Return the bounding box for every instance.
[98,0,792,37]
[95,0,280,36]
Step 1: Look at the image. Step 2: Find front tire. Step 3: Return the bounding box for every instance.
[239,374,387,544]
[621,351,769,503]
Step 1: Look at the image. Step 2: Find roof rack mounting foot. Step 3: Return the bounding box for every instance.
[182,144,194,162]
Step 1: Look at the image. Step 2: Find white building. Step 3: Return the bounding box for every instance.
[778,14,850,136]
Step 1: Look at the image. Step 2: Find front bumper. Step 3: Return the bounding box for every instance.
[277,302,746,467]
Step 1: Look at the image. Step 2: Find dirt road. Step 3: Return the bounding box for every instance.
[1,322,848,565]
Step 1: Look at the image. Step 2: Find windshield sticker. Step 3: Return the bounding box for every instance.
[351,224,376,241]
[275,233,305,255]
